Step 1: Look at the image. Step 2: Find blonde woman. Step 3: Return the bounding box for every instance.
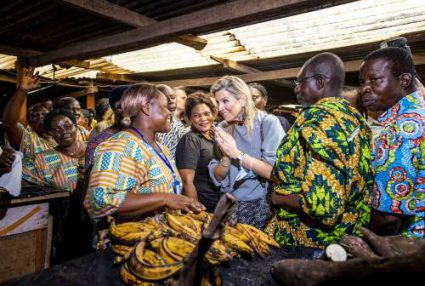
[209,76,285,229]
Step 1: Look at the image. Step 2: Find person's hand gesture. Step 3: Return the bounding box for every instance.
[166,194,206,213]
[214,127,240,159]
[19,67,39,91]
[0,147,16,175]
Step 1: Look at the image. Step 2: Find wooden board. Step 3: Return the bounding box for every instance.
[0,190,70,207]
[0,203,48,237]
[0,231,37,282]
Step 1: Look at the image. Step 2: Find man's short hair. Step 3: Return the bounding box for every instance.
[364,47,416,89]
[305,52,345,91]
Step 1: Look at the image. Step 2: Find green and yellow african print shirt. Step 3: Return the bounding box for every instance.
[265,97,373,249]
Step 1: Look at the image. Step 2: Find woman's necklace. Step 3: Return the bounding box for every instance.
[57,141,83,158]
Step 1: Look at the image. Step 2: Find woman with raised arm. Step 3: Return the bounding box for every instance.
[1,67,55,182]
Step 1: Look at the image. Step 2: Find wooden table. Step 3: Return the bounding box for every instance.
[0,185,70,283]
[1,247,323,286]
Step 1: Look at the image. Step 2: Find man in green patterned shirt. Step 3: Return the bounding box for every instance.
[265,53,373,248]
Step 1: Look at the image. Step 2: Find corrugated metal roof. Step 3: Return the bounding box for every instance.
[1,0,425,81]
[0,54,131,79]
[233,0,425,59]
[105,0,425,73]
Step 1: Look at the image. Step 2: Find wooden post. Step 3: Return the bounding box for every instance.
[15,58,27,126]
[86,93,95,109]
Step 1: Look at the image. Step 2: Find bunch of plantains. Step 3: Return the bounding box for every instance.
[108,211,280,285]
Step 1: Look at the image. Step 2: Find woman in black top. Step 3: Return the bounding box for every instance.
[176,92,219,212]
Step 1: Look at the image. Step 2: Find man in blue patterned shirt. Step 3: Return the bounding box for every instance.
[360,47,425,238]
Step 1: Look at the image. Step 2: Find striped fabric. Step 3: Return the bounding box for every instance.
[84,129,182,219]
[157,117,188,158]
[25,149,84,192]
[77,125,90,142]
[20,125,54,183]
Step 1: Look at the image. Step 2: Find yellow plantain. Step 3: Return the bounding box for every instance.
[148,238,164,252]
[235,224,267,256]
[158,241,181,264]
[143,249,166,265]
[223,225,251,243]
[165,213,200,239]
[112,244,134,257]
[145,229,168,242]
[172,214,201,234]
[208,240,233,262]
[239,223,280,248]
[153,217,199,243]
[120,263,159,286]
[128,240,183,281]
[142,219,163,229]
[109,220,155,245]
[201,268,222,286]
[162,236,196,259]
[249,237,271,257]
[188,217,204,232]
[204,253,221,265]
[187,211,211,224]
[221,232,254,255]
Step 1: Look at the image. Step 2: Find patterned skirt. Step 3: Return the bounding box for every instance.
[234,196,272,230]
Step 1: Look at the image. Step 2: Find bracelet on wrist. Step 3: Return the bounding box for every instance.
[237,152,246,167]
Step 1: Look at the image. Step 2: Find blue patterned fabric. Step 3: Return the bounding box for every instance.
[372,92,425,238]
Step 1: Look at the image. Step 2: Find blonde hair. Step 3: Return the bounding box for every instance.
[210,76,257,134]
[118,83,163,128]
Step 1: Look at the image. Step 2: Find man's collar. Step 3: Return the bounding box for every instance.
[313,96,347,106]
[377,91,421,124]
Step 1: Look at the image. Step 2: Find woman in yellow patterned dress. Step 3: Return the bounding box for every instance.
[84,84,205,248]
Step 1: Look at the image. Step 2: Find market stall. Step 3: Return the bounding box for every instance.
[0,185,70,283]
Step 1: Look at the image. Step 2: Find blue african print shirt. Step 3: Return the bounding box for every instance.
[372,92,425,238]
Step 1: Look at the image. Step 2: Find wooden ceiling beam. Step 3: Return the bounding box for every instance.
[96,72,142,83]
[172,34,207,51]
[210,56,295,89]
[0,44,39,57]
[52,0,207,50]
[0,73,16,84]
[29,0,354,66]
[154,55,425,87]
[0,44,90,69]
[57,59,90,69]
[63,86,98,98]
[53,0,155,26]
[0,70,97,92]
[210,56,259,73]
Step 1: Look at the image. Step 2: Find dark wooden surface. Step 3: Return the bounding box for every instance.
[1,246,323,286]
[0,185,70,207]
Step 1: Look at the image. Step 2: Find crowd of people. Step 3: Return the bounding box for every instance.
[0,42,424,262]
